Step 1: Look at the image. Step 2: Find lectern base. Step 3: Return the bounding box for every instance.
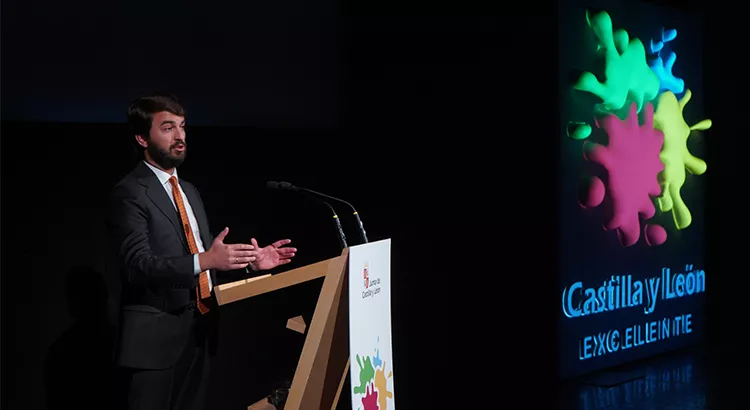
[248,397,276,410]
[219,249,353,410]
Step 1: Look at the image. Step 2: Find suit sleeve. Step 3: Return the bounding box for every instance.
[106,184,196,288]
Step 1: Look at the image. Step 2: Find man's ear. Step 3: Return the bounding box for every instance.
[135,134,148,148]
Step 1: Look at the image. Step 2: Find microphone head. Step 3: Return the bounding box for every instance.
[267,181,280,189]
[266,181,296,190]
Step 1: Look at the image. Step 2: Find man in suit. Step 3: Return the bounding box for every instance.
[106,92,297,410]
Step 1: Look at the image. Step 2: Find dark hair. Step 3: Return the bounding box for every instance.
[127,92,186,141]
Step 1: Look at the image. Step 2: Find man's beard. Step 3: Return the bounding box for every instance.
[147,142,186,170]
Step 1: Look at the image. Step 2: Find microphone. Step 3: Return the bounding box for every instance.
[267,181,368,244]
[267,181,348,250]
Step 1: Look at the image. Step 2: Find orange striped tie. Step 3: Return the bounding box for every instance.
[168,176,211,314]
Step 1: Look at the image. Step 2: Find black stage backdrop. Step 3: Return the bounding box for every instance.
[3,0,747,408]
[1,1,562,409]
[701,0,750,405]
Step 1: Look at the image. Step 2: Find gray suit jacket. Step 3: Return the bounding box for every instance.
[106,160,216,370]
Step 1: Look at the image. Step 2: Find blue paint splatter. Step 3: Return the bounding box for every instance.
[650,52,685,94]
[649,28,684,95]
[373,336,383,368]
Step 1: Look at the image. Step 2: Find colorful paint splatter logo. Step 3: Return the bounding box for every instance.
[353,338,394,410]
[567,10,710,247]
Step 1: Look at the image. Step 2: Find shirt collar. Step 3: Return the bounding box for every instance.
[143,160,178,186]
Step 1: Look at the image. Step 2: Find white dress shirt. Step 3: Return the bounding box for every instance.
[144,161,213,292]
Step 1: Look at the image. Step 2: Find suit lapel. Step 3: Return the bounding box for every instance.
[135,164,190,253]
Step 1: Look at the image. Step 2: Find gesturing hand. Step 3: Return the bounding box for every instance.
[204,227,257,271]
[248,238,297,271]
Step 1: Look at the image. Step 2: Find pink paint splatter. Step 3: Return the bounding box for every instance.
[361,383,379,410]
[583,102,665,247]
[645,224,667,246]
[578,176,605,208]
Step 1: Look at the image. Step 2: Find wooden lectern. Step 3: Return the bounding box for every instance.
[214,248,352,410]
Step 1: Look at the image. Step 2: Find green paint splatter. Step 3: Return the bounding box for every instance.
[574,10,660,113]
[353,355,375,394]
[567,122,592,140]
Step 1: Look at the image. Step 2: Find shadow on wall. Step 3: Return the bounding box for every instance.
[43,265,115,410]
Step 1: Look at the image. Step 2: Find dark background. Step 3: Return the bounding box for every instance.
[1,0,560,409]
[557,0,708,379]
[1,0,747,408]
[0,0,341,129]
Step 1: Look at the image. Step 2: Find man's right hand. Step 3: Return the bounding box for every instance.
[200,227,257,271]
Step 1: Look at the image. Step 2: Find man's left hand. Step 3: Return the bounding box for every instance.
[249,238,297,271]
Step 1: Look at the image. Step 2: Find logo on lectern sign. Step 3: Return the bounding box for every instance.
[349,239,395,410]
[362,262,381,299]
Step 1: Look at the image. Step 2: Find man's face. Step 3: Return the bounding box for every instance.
[139,111,187,170]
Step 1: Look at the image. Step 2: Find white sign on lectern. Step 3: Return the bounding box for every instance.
[348,238,396,410]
